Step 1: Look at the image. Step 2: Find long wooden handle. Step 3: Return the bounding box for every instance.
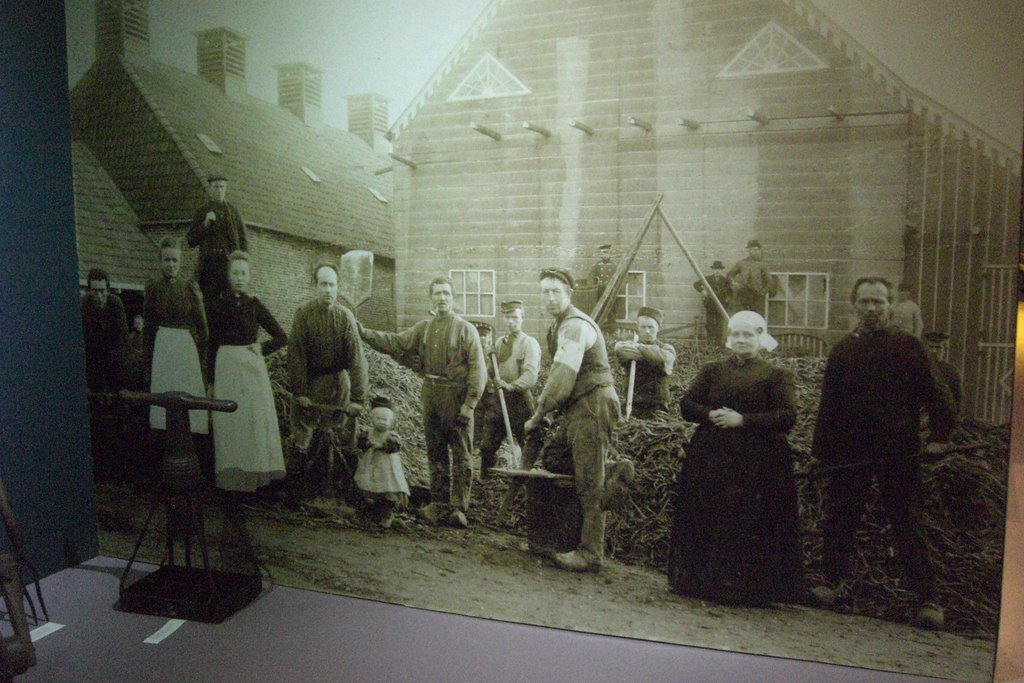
[625,360,637,420]
[490,353,517,445]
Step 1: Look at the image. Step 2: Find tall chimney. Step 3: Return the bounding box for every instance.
[275,63,324,128]
[95,0,150,61]
[194,27,249,99]
[346,93,390,154]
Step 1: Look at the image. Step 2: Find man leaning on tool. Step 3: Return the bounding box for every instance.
[613,306,676,419]
[360,276,487,529]
[525,268,621,572]
[288,263,368,503]
[478,299,541,478]
[809,276,955,631]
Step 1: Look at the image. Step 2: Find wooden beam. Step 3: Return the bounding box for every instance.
[591,195,663,326]
[657,206,729,320]
[388,153,417,170]
[522,121,551,137]
[471,122,502,142]
[569,119,595,135]
[627,116,651,133]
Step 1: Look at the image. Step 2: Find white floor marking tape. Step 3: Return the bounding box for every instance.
[29,622,64,642]
[143,619,187,644]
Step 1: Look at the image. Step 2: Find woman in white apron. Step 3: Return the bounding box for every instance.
[143,236,209,434]
[208,251,287,493]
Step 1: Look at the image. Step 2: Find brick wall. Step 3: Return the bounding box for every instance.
[391,0,908,342]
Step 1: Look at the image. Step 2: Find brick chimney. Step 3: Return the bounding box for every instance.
[275,63,324,128]
[95,0,150,61]
[194,27,249,99]
[346,93,390,153]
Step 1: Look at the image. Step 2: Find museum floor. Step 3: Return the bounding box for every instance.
[7,556,966,683]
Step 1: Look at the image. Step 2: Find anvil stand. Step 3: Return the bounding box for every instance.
[115,390,263,623]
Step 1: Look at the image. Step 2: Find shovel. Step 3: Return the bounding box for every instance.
[489,352,523,469]
[624,332,638,420]
[338,250,374,312]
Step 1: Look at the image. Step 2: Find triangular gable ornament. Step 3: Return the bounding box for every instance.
[448,53,531,102]
[717,20,828,79]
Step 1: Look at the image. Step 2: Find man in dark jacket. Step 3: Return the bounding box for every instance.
[187,175,248,313]
[693,261,731,346]
[727,239,775,314]
[613,306,676,418]
[922,331,962,418]
[80,268,128,392]
[810,277,955,631]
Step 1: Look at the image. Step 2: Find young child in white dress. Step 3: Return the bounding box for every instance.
[354,395,409,528]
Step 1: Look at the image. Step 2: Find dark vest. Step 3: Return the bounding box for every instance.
[546,305,613,404]
[633,343,671,409]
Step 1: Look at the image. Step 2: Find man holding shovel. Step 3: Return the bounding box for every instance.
[360,276,487,529]
[288,263,368,503]
[613,306,675,419]
[478,300,541,478]
[809,276,955,630]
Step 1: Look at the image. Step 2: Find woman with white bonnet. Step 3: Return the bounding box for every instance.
[667,310,806,607]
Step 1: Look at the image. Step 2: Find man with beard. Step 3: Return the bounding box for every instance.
[360,276,487,528]
[288,263,367,501]
[810,277,955,630]
[525,268,621,572]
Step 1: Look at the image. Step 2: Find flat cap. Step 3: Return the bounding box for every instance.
[711,260,724,270]
[470,320,494,336]
[746,239,762,249]
[370,395,394,410]
[500,299,524,313]
[207,174,228,182]
[637,306,663,327]
[598,243,613,251]
[923,331,950,343]
[539,267,575,289]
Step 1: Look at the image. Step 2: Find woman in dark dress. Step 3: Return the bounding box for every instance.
[667,310,806,606]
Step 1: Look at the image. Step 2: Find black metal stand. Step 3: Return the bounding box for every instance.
[115,390,262,624]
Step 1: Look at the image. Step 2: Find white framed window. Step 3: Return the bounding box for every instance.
[614,271,646,323]
[449,269,495,317]
[768,272,829,329]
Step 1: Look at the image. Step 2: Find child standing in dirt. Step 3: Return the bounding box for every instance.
[354,395,409,528]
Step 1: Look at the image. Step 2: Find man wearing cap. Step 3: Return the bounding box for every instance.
[187,175,248,310]
[525,268,621,572]
[890,282,924,337]
[922,331,962,417]
[478,300,542,476]
[810,277,955,630]
[727,240,776,314]
[693,261,732,347]
[589,243,616,299]
[614,306,676,418]
[360,275,487,528]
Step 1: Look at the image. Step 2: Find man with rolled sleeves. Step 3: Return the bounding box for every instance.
[693,261,732,347]
[360,275,487,528]
[613,306,676,419]
[525,268,621,572]
[187,175,248,311]
[478,300,542,477]
[727,239,775,314]
[288,263,368,500]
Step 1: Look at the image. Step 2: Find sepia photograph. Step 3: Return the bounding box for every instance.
[64,1,1022,681]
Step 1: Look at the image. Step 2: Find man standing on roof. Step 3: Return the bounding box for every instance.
[477,299,542,477]
[360,275,487,529]
[693,260,732,347]
[727,239,776,315]
[525,268,622,572]
[613,306,676,419]
[187,175,248,314]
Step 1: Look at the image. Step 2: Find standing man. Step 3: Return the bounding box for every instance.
[922,331,962,418]
[589,243,616,299]
[889,282,924,337]
[477,299,541,476]
[288,263,368,500]
[360,276,487,528]
[613,306,676,418]
[187,175,248,314]
[810,277,955,630]
[727,239,775,314]
[693,260,731,346]
[525,268,621,572]
[81,268,128,393]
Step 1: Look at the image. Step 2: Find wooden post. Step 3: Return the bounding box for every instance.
[656,206,729,320]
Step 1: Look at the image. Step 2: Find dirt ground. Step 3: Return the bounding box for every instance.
[96,485,995,683]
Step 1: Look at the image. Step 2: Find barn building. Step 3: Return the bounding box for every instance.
[70,0,397,331]
[386,0,1022,423]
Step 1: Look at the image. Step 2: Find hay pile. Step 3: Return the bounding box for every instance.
[268,338,1009,638]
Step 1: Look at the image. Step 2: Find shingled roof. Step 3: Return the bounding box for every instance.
[71,54,394,257]
[71,141,154,288]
